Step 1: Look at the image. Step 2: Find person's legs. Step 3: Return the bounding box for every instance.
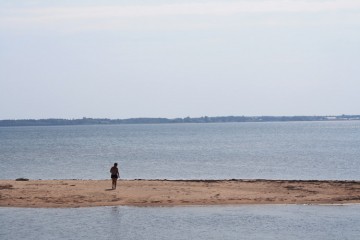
[112,178,116,189]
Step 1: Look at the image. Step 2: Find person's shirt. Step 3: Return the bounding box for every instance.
[110,167,118,175]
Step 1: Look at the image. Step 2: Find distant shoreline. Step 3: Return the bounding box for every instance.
[1,115,360,127]
[1,179,359,208]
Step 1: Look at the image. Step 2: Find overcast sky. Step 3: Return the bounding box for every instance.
[1,0,359,119]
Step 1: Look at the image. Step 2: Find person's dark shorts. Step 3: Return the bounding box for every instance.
[111,175,118,179]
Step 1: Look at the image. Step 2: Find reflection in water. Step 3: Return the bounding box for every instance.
[1,205,360,240]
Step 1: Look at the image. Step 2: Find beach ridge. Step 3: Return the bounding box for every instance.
[1,179,359,208]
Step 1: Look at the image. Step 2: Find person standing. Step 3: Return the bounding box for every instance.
[110,163,120,189]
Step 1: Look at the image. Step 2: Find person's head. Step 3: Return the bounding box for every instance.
[114,163,118,167]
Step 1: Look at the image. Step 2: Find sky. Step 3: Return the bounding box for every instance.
[1,0,360,119]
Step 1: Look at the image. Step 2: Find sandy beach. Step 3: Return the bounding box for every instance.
[1,179,359,208]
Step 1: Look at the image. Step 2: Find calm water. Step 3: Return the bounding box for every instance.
[1,205,360,240]
[1,122,360,239]
[1,121,360,180]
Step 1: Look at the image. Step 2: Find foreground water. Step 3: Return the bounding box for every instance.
[1,205,359,240]
[1,121,360,180]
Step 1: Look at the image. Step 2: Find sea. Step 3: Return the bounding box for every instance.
[1,121,360,239]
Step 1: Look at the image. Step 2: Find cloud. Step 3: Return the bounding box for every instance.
[1,0,360,30]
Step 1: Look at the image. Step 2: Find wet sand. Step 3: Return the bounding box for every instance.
[1,179,360,208]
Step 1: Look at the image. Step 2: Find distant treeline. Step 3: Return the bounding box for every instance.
[1,115,360,127]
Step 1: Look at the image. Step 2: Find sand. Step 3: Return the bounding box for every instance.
[1,179,360,208]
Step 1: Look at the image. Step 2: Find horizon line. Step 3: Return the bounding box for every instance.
[1,114,360,121]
